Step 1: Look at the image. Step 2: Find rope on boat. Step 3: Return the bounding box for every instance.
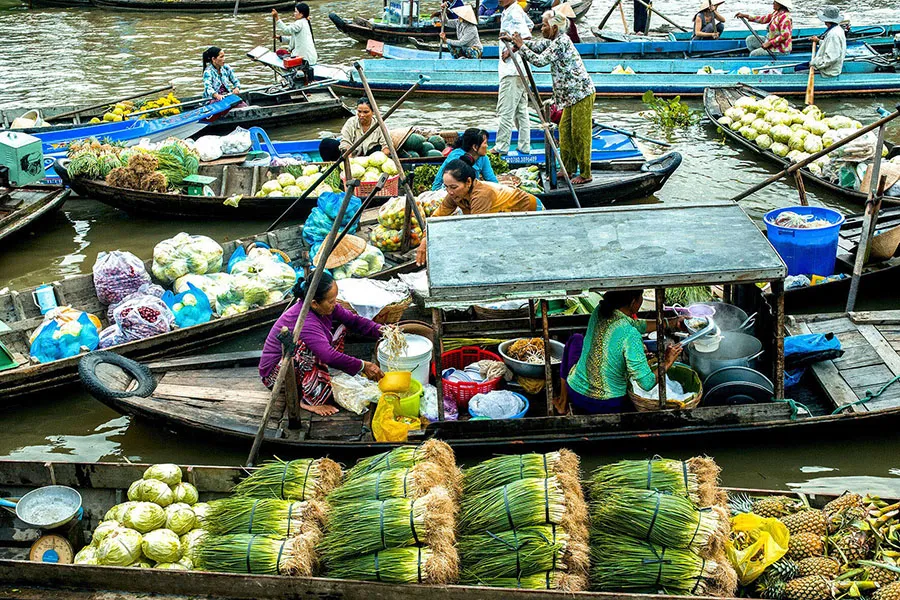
[774,398,811,420]
[831,374,900,415]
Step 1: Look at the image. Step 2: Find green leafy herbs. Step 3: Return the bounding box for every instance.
[412,164,440,195]
[487,152,510,174]
[665,286,714,306]
[642,91,701,129]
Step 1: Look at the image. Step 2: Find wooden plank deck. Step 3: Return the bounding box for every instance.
[790,313,900,412]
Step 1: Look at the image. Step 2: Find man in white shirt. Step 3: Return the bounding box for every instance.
[808,6,847,77]
[493,0,533,155]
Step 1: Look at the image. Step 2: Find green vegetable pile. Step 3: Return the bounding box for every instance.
[642,90,700,129]
[412,164,440,195]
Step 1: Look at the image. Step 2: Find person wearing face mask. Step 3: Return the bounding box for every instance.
[259,272,385,417]
[337,98,390,157]
[202,46,242,101]
[431,128,498,191]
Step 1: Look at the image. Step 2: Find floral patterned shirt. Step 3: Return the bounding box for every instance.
[517,34,594,109]
[202,64,241,99]
[747,9,793,53]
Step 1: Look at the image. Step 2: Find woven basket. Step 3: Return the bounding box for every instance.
[439,131,459,147]
[628,363,703,412]
[342,174,400,198]
[337,295,412,325]
[473,303,529,320]
[870,224,900,262]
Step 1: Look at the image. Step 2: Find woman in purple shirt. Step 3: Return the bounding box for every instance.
[259,272,384,416]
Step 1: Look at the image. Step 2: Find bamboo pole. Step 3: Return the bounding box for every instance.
[439,5,447,59]
[634,0,687,32]
[541,299,554,415]
[597,0,622,30]
[655,287,667,409]
[805,40,817,105]
[618,1,628,33]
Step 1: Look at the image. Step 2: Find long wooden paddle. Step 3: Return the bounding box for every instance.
[739,16,777,60]
[597,0,622,30]
[618,1,628,34]
[439,5,447,59]
[633,0,687,32]
[805,40,817,105]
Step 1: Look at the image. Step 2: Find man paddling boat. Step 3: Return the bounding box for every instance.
[808,6,848,77]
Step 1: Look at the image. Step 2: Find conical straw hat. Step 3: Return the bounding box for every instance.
[314,234,366,269]
[870,224,900,263]
[390,127,414,150]
[452,4,478,24]
[555,2,576,19]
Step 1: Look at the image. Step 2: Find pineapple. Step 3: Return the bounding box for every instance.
[797,557,840,579]
[769,559,801,581]
[826,504,868,533]
[823,493,863,518]
[866,562,900,587]
[790,532,826,560]
[781,510,828,536]
[784,576,834,600]
[754,495,806,518]
[828,529,871,565]
[875,581,900,600]
[757,573,788,600]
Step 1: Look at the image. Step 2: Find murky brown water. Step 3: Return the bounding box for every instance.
[1,0,899,492]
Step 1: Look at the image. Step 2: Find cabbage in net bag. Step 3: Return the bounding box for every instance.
[151,233,224,285]
[93,250,152,305]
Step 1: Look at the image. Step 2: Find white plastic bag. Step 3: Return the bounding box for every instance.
[220,127,252,155]
[330,370,381,414]
[194,136,223,162]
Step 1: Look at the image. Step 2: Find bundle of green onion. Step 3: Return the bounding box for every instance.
[461,450,580,496]
[232,458,342,501]
[590,532,737,596]
[481,570,587,591]
[345,440,457,483]
[325,545,458,584]
[588,457,723,507]
[327,462,458,504]
[589,488,728,557]
[195,532,318,576]
[458,525,588,583]
[318,487,456,563]
[204,497,326,539]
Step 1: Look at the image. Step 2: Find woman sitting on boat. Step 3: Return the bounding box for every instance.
[440,4,484,59]
[563,290,683,414]
[416,156,540,264]
[431,128,498,191]
[509,9,595,184]
[259,272,384,417]
[693,0,726,39]
[736,0,793,56]
[337,98,390,157]
[202,47,242,101]
[272,3,318,83]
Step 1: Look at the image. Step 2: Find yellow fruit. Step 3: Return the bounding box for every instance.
[102,113,116,122]
[111,114,123,122]
[89,117,102,124]
[112,107,124,116]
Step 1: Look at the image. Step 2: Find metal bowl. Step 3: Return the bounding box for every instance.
[498,339,565,379]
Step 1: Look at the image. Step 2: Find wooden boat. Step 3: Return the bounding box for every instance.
[669,22,900,42]
[703,85,900,206]
[0,458,876,599]
[328,0,592,45]
[90,0,292,11]
[0,186,71,243]
[321,58,900,98]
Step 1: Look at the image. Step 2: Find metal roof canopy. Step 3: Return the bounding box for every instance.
[425,202,787,308]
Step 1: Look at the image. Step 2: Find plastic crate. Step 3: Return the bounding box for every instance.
[434,347,503,410]
[343,174,399,198]
[764,207,845,276]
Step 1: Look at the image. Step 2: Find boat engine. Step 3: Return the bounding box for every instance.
[894,34,900,60]
[0,131,44,187]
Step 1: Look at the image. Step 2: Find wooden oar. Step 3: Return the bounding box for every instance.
[232,0,240,17]
[265,75,429,232]
[633,0,688,33]
[805,40,817,105]
[618,1,629,34]
[739,16,777,60]
[439,5,447,59]
[46,85,175,122]
[597,0,622,30]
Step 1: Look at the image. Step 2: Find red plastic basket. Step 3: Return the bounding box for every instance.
[342,174,400,197]
[433,347,503,410]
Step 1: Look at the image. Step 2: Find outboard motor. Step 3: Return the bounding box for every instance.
[894,33,900,60]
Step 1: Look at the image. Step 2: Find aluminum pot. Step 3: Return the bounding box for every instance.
[689,332,763,381]
[694,303,755,333]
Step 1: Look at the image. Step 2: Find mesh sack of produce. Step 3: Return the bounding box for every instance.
[229,248,298,297]
[458,524,588,587]
[161,283,213,328]
[28,309,100,363]
[377,197,407,230]
[319,487,456,564]
[590,532,737,596]
[92,250,152,305]
[462,450,581,496]
[332,244,385,280]
[325,545,458,584]
[346,440,457,483]
[151,232,224,285]
[589,488,729,558]
[174,273,233,316]
[213,273,285,317]
[369,223,421,253]
[588,456,724,507]
[327,462,457,504]
[98,324,128,349]
[204,497,326,538]
[415,190,445,217]
[195,532,319,576]
[112,294,176,341]
[106,283,165,321]
[232,458,343,501]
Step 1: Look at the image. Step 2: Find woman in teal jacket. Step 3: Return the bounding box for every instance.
[431,128,499,191]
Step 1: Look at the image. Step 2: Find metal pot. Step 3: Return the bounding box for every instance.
[703,366,774,392]
[695,303,756,333]
[704,381,774,406]
[689,332,763,381]
[0,485,82,529]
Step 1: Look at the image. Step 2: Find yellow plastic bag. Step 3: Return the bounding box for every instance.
[372,393,421,442]
[726,512,790,585]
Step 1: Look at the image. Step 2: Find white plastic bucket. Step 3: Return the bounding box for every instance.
[377,333,433,387]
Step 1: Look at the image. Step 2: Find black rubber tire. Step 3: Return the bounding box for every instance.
[78,351,157,401]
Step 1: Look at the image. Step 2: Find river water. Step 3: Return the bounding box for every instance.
[1,0,899,494]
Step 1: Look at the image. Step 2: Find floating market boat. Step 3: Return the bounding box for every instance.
[668,22,900,42]
[0,457,882,599]
[317,58,900,98]
[703,85,899,205]
[0,186,71,243]
[328,0,592,45]
[89,0,293,11]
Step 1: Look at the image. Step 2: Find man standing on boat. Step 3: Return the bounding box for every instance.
[806,6,847,77]
[493,0,533,156]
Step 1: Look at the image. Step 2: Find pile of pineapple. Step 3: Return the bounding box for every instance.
[741,493,900,600]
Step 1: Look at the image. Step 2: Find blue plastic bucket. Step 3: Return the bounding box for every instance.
[764,207,845,276]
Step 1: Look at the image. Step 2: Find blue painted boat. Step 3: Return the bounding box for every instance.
[317,58,900,98]
[668,22,900,41]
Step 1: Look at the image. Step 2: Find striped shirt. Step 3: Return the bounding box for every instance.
[747,9,792,53]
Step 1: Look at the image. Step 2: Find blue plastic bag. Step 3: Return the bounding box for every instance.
[302,192,362,259]
[318,191,361,222]
[29,313,100,363]
[226,241,287,274]
[162,283,213,328]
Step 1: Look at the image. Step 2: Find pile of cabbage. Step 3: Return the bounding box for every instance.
[340,151,399,182]
[331,244,386,280]
[256,166,335,198]
[716,94,876,179]
[151,233,224,285]
[74,463,207,570]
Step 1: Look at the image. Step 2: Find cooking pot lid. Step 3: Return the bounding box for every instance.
[704,381,773,406]
[703,366,774,391]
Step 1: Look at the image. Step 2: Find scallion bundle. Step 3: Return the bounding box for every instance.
[590,532,737,596]
[325,545,458,584]
[327,462,458,504]
[589,488,729,557]
[477,570,587,591]
[458,525,588,583]
[588,457,723,507]
[232,458,342,501]
[204,497,326,538]
[462,450,580,496]
[195,532,318,576]
[318,487,456,563]
[345,440,456,483]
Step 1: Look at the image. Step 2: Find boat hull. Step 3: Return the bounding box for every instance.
[91,0,293,10]
[0,186,70,243]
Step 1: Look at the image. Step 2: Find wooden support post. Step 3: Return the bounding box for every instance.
[432,308,446,422]
[528,299,537,334]
[655,287,667,409]
[847,124,887,312]
[772,279,785,400]
[541,299,554,416]
[793,171,808,206]
[618,1,628,33]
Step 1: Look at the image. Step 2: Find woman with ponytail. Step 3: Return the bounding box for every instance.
[258,271,384,416]
[202,46,242,100]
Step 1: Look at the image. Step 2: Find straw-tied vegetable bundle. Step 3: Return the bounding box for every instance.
[344,440,458,484]
[204,497,328,539]
[588,456,726,508]
[462,450,580,496]
[194,532,319,576]
[325,546,457,584]
[232,457,343,501]
[327,461,459,504]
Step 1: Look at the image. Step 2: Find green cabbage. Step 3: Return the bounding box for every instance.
[130,559,155,568]
[277,173,296,188]
[166,505,196,535]
[142,528,183,563]
[267,190,284,197]
[789,132,808,152]
[367,151,388,167]
[178,556,194,570]
[349,163,366,179]
[771,142,789,157]
[123,502,167,533]
[734,97,756,109]
[74,545,99,564]
[155,562,189,570]
[808,162,823,176]
[105,501,139,523]
[181,529,207,563]
[724,107,744,121]
[771,125,793,144]
[282,185,303,197]
[139,479,175,507]
[302,164,319,176]
[91,521,124,547]
[128,480,143,501]
[97,528,143,566]
[804,134,824,154]
[261,180,282,194]
[740,126,758,141]
[740,112,756,125]
[172,482,199,505]
[144,463,183,486]
[751,118,770,134]
[381,160,398,176]
[755,134,773,150]
[717,116,732,128]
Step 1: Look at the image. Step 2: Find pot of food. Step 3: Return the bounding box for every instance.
[693,303,756,333]
[689,331,763,381]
